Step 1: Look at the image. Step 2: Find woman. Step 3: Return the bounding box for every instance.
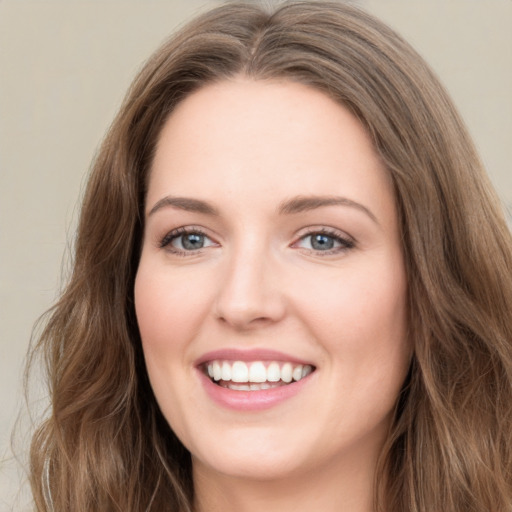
[28,1,512,511]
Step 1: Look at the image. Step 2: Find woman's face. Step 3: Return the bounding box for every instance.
[135,79,410,483]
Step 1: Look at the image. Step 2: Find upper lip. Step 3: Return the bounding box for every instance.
[195,348,315,367]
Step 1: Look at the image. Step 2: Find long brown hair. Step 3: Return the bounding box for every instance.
[28,2,512,510]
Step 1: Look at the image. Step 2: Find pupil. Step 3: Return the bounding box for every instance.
[311,234,334,250]
[182,233,204,250]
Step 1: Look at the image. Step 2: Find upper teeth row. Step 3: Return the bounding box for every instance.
[206,360,313,383]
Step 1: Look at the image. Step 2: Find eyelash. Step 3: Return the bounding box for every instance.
[159,226,213,256]
[294,228,355,256]
[159,227,355,256]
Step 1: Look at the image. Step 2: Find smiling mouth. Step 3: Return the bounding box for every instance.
[203,360,315,391]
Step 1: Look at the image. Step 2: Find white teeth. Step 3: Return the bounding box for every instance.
[281,362,293,383]
[292,365,303,381]
[213,361,222,381]
[230,383,250,391]
[249,361,267,383]
[225,382,282,391]
[231,361,249,383]
[221,361,232,381]
[267,362,281,382]
[205,360,314,387]
[302,365,313,378]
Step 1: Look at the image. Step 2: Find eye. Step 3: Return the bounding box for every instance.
[160,228,217,254]
[294,230,355,254]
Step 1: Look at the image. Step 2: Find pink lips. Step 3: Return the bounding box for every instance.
[195,348,315,411]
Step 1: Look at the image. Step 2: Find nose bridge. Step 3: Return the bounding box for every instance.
[214,234,284,328]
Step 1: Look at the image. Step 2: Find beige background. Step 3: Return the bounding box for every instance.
[1,1,511,509]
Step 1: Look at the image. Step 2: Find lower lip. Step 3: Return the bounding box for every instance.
[197,370,312,411]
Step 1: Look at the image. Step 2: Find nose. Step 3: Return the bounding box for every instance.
[214,243,286,330]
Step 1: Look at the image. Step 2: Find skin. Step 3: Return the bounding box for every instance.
[135,79,411,512]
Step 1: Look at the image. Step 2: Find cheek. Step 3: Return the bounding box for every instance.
[292,256,409,374]
[134,265,206,427]
[300,260,405,327]
[134,264,210,356]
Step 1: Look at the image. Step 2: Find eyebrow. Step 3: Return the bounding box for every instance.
[148,194,378,224]
[278,195,378,224]
[148,196,219,217]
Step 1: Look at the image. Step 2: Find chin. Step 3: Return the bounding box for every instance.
[194,451,304,482]
[189,428,311,482]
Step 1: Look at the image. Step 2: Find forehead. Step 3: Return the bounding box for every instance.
[148,78,393,218]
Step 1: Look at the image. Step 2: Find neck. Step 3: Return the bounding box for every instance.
[192,448,380,512]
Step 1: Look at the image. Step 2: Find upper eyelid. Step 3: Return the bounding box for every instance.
[160,225,214,237]
[156,225,355,248]
[162,226,216,241]
[158,226,213,248]
[291,227,357,253]
[299,234,354,247]
[294,225,355,242]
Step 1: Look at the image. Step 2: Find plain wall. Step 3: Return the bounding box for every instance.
[1,1,511,509]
